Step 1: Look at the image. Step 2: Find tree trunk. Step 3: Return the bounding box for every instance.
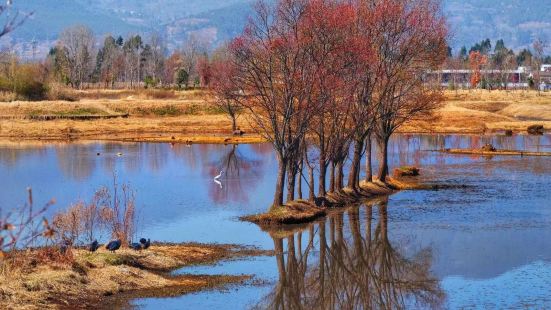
[274,155,287,207]
[308,163,315,202]
[365,133,373,183]
[377,136,390,182]
[231,114,237,132]
[329,162,335,193]
[335,160,344,190]
[297,159,303,200]
[286,162,296,202]
[347,138,364,190]
[318,152,327,197]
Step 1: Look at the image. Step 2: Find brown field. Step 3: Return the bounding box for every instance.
[0,89,549,143]
[402,89,551,134]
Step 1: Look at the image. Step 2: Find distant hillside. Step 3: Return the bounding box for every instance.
[445,0,551,54]
[2,0,550,56]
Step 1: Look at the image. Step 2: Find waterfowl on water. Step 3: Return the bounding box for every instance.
[116,152,123,157]
[106,239,121,252]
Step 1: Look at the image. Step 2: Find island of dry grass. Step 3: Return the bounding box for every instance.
[241,178,448,228]
[0,243,271,309]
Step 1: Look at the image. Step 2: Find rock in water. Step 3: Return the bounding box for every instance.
[394,166,420,177]
[527,125,544,135]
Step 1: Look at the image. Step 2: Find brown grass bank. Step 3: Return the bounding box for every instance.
[0,243,271,309]
[0,89,549,143]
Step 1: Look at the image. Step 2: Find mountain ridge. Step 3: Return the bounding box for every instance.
[2,0,550,55]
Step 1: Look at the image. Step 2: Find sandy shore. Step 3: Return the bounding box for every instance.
[0,243,271,309]
[0,90,549,143]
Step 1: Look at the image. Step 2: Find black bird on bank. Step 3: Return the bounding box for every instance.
[106,239,121,252]
[129,242,142,251]
[59,239,72,254]
[140,238,151,249]
[89,240,100,252]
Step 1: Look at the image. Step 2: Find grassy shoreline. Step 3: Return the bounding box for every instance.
[0,243,272,309]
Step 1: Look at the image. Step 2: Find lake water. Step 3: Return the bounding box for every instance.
[1,134,551,309]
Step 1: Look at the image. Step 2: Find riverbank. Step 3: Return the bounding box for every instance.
[0,243,271,309]
[0,89,549,143]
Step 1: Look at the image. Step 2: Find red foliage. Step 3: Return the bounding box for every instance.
[469,51,488,87]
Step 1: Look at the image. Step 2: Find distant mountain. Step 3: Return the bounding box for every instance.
[444,0,551,54]
[2,0,550,57]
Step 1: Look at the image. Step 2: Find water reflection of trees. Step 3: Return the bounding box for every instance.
[208,145,266,204]
[256,202,444,310]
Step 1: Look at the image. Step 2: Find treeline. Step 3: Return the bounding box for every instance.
[48,25,211,89]
[446,38,551,89]
[453,38,551,66]
[207,0,448,207]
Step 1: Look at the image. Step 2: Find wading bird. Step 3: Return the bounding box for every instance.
[140,238,151,250]
[88,240,100,252]
[214,170,224,188]
[106,239,121,252]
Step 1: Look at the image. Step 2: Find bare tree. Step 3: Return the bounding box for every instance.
[58,25,96,89]
[0,1,32,38]
[231,0,320,206]
[533,38,545,93]
[209,49,243,132]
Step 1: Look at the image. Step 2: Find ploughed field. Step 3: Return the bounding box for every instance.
[1,134,551,308]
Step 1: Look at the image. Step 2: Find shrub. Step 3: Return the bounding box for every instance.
[144,76,159,89]
[50,180,137,247]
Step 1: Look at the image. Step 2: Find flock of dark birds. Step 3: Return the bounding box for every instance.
[86,238,151,253]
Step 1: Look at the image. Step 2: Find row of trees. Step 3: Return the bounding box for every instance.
[47,25,211,89]
[446,38,550,90]
[207,0,448,207]
[454,38,551,67]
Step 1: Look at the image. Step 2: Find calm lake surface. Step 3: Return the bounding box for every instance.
[1,134,551,309]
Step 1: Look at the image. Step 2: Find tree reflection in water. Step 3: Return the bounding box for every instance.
[208,144,265,204]
[256,200,444,310]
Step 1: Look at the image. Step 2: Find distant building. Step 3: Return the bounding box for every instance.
[426,68,527,89]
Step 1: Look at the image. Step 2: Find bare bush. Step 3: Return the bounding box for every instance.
[0,188,54,258]
[50,178,137,248]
